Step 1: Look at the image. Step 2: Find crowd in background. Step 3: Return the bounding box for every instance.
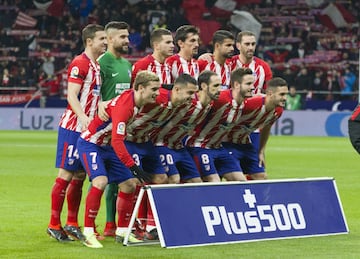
[0,0,359,107]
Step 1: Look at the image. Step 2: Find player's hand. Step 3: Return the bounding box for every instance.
[98,101,110,121]
[129,165,152,183]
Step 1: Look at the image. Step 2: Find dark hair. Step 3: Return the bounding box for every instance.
[81,24,104,47]
[174,73,197,88]
[212,30,234,45]
[174,25,199,48]
[231,68,253,85]
[236,31,256,43]
[267,77,288,90]
[104,21,129,31]
[150,28,172,48]
[198,70,217,90]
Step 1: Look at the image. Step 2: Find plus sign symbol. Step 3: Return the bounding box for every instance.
[243,189,257,208]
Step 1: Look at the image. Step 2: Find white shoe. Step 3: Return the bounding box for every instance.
[83,233,103,248]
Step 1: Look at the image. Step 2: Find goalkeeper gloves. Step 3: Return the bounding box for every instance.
[129,165,152,183]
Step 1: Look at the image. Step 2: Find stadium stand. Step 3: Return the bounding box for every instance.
[0,0,359,109]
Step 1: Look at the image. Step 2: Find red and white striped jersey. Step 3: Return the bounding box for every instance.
[131,54,171,85]
[165,54,199,82]
[185,90,243,149]
[126,87,189,143]
[198,57,231,90]
[151,95,213,149]
[80,90,139,168]
[226,95,283,144]
[59,53,101,132]
[229,56,272,94]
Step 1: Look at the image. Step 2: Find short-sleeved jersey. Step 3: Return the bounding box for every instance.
[151,95,213,149]
[198,57,231,90]
[131,54,171,85]
[226,95,283,144]
[80,89,138,168]
[229,56,272,94]
[59,53,101,132]
[126,87,189,143]
[165,54,199,82]
[185,89,243,149]
[98,51,132,101]
[349,104,360,122]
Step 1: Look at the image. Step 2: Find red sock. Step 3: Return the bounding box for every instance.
[117,191,135,228]
[135,186,148,226]
[49,177,69,227]
[147,196,156,228]
[66,178,84,226]
[84,186,103,228]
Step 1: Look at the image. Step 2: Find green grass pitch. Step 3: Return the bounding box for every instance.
[0,131,359,258]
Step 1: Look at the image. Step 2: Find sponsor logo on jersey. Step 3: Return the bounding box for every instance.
[117,122,126,135]
[70,66,79,78]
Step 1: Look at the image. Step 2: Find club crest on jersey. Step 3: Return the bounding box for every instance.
[70,66,79,78]
[117,122,126,135]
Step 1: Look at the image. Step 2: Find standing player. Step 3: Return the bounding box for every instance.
[77,71,159,248]
[47,24,107,242]
[97,21,132,238]
[151,70,222,184]
[348,104,360,155]
[185,68,255,182]
[223,77,288,180]
[99,21,132,101]
[166,25,200,82]
[230,31,273,170]
[198,30,234,90]
[131,28,174,86]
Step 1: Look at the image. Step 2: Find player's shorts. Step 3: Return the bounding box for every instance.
[223,142,265,174]
[187,146,241,177]
[124,140,165,175]
[55,127,83,171]
[77,138,132,184]
[348,120,360,154]
[155,146,200,180]
[250,131,260,151]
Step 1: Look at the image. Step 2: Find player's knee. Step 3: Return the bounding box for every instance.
[119,178,138,193]
[168,174,180,184]
[152,173,168,184]
[73,170,86,181]
[57,168,74,181]
[250,172,267,180]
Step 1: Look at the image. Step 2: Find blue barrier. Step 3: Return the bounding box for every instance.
[125,178,348,248]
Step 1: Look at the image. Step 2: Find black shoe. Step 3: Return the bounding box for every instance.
[63,225,86,241]
[47,227,73,242]
[143,228,159,241]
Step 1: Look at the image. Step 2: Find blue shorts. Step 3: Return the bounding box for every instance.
[187,146,241,177]
[124,141,165,175]
[250,131,260,151]
[55,127,83,171]
[77,138,132,184]
[222,142,265,174]
[155,146,200,180]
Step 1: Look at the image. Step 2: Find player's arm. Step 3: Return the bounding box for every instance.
[258,123,272,167]
[67,81,91,130]
[198,52,213,62]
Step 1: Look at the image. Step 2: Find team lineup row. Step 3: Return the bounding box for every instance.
[47,21,288,249]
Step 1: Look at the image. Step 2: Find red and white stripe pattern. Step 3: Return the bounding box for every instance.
[151,97,213,149]
[230,56,272,94]
[131,55,171,85]
[14,11,37,27]
[59,53,101,132]
[186,89,243,149]
[166,54,199,82]
[126,88,189,143]
[227,96,283,144]
[198,57,231,89]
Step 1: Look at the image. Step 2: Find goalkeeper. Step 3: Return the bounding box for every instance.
[76,71,159,248]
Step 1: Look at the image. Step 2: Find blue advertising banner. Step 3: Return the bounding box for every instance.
[146,178,348,248]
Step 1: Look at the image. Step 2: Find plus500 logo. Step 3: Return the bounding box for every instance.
[201,203,306,236]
